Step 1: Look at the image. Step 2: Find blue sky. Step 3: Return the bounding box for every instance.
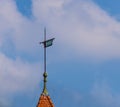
[0,0,120,107]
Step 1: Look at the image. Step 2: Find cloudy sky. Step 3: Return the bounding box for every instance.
[0,0,120,107]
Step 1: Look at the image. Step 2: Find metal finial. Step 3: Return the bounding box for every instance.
[42,72,48,95]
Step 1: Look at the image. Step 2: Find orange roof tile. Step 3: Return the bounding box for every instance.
[37,95,54,107]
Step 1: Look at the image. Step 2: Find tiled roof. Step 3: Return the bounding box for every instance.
[37,95,54,107]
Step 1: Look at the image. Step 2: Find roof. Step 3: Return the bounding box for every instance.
[37,95,54,107]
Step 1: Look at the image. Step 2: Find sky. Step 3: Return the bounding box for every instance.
[0,0,120,107]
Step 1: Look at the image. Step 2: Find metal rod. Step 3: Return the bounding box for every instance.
[44,27,46,73]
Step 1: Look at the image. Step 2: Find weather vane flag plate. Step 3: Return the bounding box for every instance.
[40,38,55,48]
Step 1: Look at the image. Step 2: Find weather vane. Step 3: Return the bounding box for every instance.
[40,27,55,95]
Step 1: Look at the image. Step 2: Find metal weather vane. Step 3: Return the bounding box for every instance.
[40,28,55,95]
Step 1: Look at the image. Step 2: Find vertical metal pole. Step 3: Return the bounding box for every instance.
[44,27,46,73]
[43,27,48,95]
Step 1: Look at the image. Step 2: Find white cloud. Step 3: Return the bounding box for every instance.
[0,1,44,106]
[33,0,71,19]
[32,0,120,60]
[1,0,120,60]
[0,52,41,105]
[0,0,42,54]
